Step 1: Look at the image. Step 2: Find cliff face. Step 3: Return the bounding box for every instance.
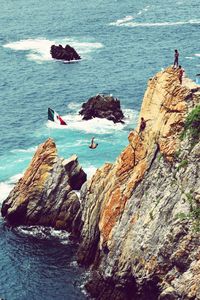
[77,67,200,299]
[1,67,199,299]
[1,138,86,232]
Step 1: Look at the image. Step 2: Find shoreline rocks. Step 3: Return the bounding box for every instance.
[1,138,86,230]
[50,44,81,61]
[79,94,125,123]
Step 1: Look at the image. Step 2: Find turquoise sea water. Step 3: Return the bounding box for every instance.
[0,0,200,299]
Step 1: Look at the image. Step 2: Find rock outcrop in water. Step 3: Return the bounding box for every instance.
[76,67,200,299]
[1,138,86,231]
[50,44,81,61]
[79,94,125,123]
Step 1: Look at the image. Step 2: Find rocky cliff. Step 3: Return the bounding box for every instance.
[77,67,200,299]
[1,138,86,232]
[1,67,200,299]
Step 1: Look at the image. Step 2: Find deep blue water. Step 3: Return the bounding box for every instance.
[0,0,200,299]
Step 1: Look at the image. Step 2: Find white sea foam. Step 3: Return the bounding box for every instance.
[195,54,200,57]
[185,56,195,60]
[113,19,200,28]
[8,173,23,184]
[67,102,81,111]
[109,5,150,26]
[0,173,24,204]
[109,15,134,26]
[0,182,13,204]
[10,146,37,153]
[84,165,97,179]
[16,225,70,244]
[3,37,104,63]
[47,108,137,134]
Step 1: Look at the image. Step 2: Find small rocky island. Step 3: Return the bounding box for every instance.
[50,44,81,61]
[79,94,125,123]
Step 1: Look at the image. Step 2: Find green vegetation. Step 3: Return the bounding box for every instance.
[149,210,154,221]
[176,192,200,232]
[180,105,200,144]
[176,159,188,171]
[157,153,163,162]
[174,148,181,159]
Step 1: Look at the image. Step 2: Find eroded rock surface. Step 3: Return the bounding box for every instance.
[1,138,86,231]
[77,67,200,299]
[79,94,125,123]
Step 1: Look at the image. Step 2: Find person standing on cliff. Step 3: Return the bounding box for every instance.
[178,65,184,84]
[138,117,147,140]
[173,49,179,69]
[139,117,147,133]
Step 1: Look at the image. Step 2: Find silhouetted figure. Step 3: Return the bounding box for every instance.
[89,137,98,149]
[178,65,184,84]
[139,117,147,133]
[173,49,179,68]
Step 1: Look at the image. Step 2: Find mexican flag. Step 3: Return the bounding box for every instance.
[48,108,67,125]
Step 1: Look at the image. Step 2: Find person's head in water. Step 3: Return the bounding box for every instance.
[175,49,178,53]
[179,65,182,69]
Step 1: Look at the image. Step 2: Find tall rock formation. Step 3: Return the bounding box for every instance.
[77,67,200,299]
[1,138,86,232]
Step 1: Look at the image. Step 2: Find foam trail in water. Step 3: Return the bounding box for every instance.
[185,56,195,60]
[3,37,104,63]
[109,5,150,26]
[109,15,134,26]
[195,54,200,57]
[112,19,200,28]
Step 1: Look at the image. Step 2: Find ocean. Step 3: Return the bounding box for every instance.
[0,0,200,299]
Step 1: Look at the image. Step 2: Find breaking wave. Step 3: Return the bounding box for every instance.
[46,108,138,135]
[3,37,104,63]
[15,225,70,244]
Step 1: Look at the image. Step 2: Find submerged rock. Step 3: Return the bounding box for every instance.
[50,44,81,61]
[1,138,86,231]
[79,94,125,123]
